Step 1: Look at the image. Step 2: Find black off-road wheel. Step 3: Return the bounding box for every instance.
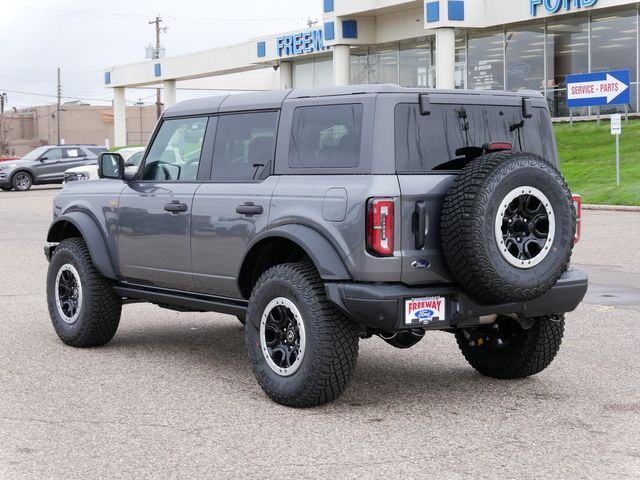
[46,237,122,347]
[441,151,575,303]
[12,172,32,191]
[455,315,564,379]
[245,262,360,408]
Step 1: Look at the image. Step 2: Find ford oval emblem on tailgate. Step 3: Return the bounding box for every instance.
[411,259,430,270]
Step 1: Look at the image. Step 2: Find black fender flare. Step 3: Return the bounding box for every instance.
[46,212,117,280]
[241,224,351,281]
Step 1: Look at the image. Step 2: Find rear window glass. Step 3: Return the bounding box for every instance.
[88,147,107,155]
[289,104,363,169]
[395,104,556,172]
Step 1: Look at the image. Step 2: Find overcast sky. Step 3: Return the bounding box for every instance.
[0,0,320,108]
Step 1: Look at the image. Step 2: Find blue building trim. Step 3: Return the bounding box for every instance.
[342,20,358,39]
[426,2,440,23]
[154,63,161,77]
[257,41,266,58]
[104,71,111,85]
[448,1,464,21]
[324,21,335,41]
[323,0,334,13]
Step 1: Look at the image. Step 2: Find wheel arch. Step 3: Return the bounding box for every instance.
[10,168,34,184]
[237,224,351,298]
[47,212,117,280]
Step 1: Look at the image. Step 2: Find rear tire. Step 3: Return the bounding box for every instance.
[245,262,360,407]
[455,315,564,379]
[0,186,11,191]
[46,237,122,347]
[11,171,32,191]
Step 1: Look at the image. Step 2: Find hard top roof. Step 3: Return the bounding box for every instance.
[163,85,544,117]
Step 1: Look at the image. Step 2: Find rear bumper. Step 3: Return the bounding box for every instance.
[325,268,588,331]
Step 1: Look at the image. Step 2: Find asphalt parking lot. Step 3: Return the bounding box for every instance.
[0,186,638,479]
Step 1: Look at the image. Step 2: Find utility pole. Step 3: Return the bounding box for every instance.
[57,67,62,144]
[0,93,7,155]
[149,15,166,119]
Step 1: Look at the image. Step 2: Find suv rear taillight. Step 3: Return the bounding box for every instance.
[366,198,394,256]
[572,194,582,244]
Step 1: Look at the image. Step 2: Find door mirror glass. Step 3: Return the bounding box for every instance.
[98,152,124,179]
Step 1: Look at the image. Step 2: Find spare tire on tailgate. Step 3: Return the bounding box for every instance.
[440,151,575,304]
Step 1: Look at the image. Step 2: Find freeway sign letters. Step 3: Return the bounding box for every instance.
[566,70,630,108]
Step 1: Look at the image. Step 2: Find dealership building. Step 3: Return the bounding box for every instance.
[105,0,639,145]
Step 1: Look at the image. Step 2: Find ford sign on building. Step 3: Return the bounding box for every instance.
[105,0,639,146]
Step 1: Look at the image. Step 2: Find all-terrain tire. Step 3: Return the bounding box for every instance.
[441,151,575,303]
[46,237,122,347]
[455,315,564,379]
[245,262,360,408]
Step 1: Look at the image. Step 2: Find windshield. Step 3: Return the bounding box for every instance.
[21,146,49,161]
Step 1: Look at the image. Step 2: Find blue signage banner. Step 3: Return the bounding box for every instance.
[566,70,631,108]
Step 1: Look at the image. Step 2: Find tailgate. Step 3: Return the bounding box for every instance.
[398,174,456,286]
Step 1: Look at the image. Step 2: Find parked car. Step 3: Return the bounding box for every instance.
[0,145,107,191]
[44,85,587,407]
[64,147,145,183]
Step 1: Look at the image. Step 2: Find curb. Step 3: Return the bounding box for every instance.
[583,204,640,212]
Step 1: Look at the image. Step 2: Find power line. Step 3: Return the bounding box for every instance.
[13,6,305,24]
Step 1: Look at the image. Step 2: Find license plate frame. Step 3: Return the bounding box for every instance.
[404,296,447,327]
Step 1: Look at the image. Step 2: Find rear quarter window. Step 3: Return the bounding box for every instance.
[288,104,363,169]
[394,103,557,173]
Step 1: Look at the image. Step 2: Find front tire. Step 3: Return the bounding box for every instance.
[455,315,564,379]
[46,238,122,347]
[245,262,360,407]
[12,171,32,191]
[1,186,11,191]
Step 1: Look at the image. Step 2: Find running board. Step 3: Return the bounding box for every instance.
[113,284,248,317]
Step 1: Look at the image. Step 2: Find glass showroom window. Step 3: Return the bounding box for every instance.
[350,51,369,84]
[591,8,638,114]
[506,24,545,93]
[467,30,505,90]
[368,48,399,84]
[546,14,589,117]
[454,32,466,89]
[399,39,435,88]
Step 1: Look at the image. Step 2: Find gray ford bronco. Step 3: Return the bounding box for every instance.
[45,85,588,407]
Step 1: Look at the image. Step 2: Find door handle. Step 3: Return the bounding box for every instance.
[414,201,427,249]
[236,202,264,216]
[164,200,188,213]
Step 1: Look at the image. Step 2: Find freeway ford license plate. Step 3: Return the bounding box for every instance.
[405,296,446,326]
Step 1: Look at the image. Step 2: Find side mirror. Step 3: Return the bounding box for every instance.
[39,156,48,162]
[98,152,124,179]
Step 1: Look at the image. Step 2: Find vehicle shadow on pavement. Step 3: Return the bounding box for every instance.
[106,317,558,409]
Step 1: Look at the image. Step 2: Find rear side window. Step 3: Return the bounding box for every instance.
[64,148,82,158]
[211,111,279,182]
[289,104,363,169]
[395,104,557,172]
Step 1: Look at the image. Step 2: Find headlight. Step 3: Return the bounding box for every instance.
[0,164,16,170]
